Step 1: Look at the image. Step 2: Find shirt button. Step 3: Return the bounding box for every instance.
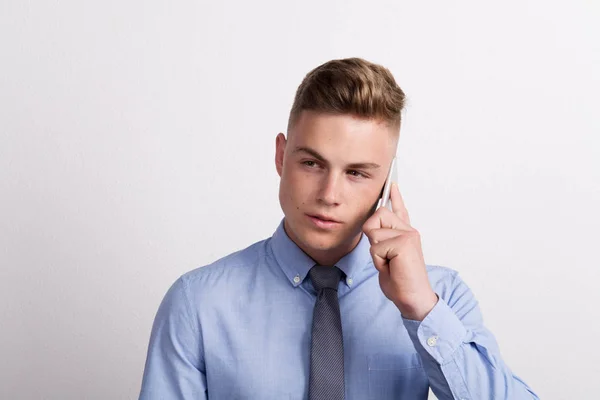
[346,277,353,286]
[293,275,301,284]
[426,336,438,347]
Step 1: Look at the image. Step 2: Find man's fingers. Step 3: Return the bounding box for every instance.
[365,227,410,245]
[368,235,406,273]
[363,206,412,234]
[390,182,411,226]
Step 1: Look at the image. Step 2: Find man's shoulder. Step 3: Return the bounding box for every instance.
[179,236,271,290]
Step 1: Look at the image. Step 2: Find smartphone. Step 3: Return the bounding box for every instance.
[376,157,398,211]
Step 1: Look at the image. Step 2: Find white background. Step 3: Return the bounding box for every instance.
[1,1,598,399]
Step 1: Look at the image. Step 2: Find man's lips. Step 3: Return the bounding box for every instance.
[307,214,341,223]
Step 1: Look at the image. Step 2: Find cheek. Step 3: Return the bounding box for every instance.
[280,177,307,210]
[285,169,310,197]
[355,188,380,215]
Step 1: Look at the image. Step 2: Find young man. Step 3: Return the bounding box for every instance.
[139,58,539,399]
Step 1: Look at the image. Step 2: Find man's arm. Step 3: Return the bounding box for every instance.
[402,272,539,400]
[138,276,207,399]
[362,181,538,399]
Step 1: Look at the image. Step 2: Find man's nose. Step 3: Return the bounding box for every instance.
[318,173,342,205]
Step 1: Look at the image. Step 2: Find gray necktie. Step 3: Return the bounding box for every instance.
[308,265,345,400]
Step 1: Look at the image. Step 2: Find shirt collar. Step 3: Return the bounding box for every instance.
[269,217,373,288]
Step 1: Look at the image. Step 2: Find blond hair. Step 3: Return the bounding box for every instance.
[287,57,406,134]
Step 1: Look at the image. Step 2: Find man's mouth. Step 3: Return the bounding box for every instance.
[306,214,342,229]
[308,214,340,223]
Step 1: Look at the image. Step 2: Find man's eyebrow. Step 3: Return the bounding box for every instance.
[292,146,381,169]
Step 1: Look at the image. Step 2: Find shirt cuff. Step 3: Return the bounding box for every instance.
[401,294,467,365]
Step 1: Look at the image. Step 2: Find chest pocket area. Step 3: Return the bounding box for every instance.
[367,353,429,400]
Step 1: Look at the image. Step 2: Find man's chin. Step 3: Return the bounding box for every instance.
[299,230,345,250]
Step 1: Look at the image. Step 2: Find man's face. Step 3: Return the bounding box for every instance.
[275,110,398,266]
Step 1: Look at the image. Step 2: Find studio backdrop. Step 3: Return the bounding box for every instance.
[1,0,598,399]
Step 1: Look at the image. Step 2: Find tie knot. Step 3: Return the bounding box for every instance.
[309,265,343,292]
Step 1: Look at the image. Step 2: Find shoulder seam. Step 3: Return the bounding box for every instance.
[179,275,200,335]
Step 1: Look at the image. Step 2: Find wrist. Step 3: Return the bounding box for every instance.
[396,291,439,321]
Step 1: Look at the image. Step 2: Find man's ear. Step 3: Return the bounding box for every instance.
[275,133,286,177]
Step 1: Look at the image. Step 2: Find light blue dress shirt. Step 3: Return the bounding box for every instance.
[139,218,539,399]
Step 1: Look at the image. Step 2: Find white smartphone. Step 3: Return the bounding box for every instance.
[376,157,398,211]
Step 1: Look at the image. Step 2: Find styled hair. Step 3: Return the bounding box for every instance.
[287,57,406,134]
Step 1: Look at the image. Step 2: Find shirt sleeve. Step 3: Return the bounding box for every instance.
[401,272,540,400]
[138,276,207,400]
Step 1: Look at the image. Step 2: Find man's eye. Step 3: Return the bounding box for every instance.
[348,170,367,178]
[302,162,367,178]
